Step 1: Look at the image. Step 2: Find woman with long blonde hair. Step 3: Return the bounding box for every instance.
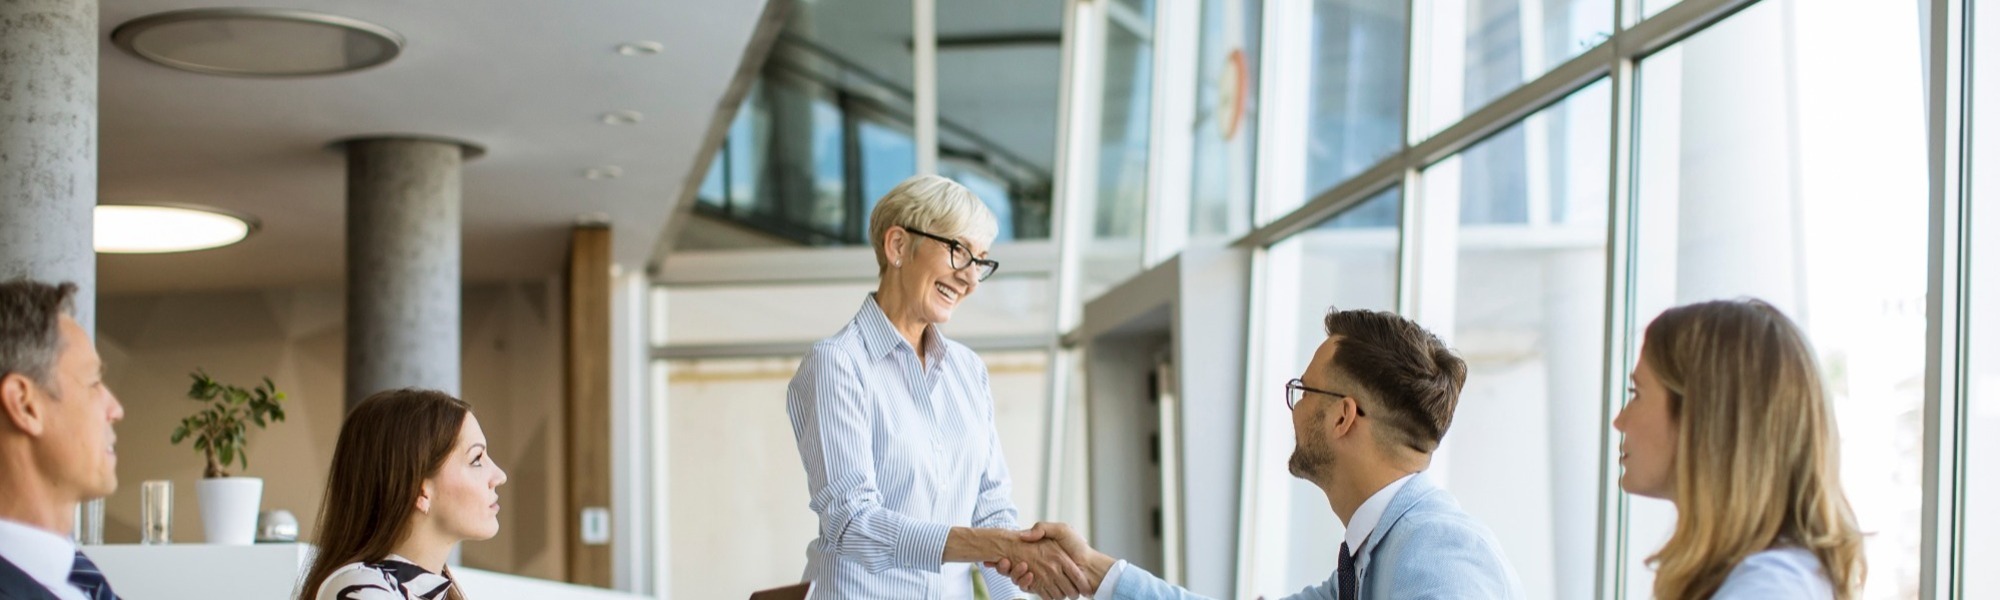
[1613,298,1865,599]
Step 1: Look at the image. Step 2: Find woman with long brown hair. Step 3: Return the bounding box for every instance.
[1614,299,1865,599]
[300,389,507,600]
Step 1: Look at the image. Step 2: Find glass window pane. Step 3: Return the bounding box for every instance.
[1189,0,1262,243]
[1087,4,1156,300]
[1964,0,2000,590]
[1413,0,1613,138]
[1425,79,1609,600]
[1642,0,1677,20]
[760,75,849,241]
[1244,188,1400,597]
[940,161,1019,242]
[728,84,768,214]
[1299,0,1410,208]
[938,0,1060,242]
[858,119,916,212]
[1627,1,1927,597]
[698,147,726,208]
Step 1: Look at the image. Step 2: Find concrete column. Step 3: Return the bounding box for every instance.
[344,137,477,409]
[0,0,97,329]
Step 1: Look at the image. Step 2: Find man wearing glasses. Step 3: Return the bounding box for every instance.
[993,308,1523,599]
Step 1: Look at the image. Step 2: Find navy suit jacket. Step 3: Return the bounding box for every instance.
[0,556,61,600]
[1113,473,1524,599]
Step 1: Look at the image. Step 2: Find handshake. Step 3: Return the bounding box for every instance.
[976,522,1115,599]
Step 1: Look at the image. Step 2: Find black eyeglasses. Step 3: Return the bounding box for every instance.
[902,226,1000,281]
[1285,378,1363,414]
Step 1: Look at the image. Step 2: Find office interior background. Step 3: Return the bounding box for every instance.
[6,0,1995,598]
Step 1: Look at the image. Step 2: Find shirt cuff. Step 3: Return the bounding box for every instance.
[1094,560,1129,598]
[895,520,953,572]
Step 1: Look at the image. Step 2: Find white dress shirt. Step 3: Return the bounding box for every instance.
[787,294,1027,600]
[1342,472,1416,583]
[0,518,90,600]
[1094,473,1418,598]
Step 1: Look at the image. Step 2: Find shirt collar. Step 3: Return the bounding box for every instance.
[1343,472,1419,554]
[0,517,79,595]
[856,293,946,364]
[370,554,454,600]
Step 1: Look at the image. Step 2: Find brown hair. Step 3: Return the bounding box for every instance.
[0,279,77,391]
[300,388,472,600]
[1641,299,1864,600]
[1320,308,1467,453]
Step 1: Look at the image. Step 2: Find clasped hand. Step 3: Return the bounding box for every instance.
[985,522,1108,599]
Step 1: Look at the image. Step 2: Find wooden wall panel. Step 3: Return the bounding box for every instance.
[564,225,613,587]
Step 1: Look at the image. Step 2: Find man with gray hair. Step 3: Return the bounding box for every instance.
[0,279,126,600]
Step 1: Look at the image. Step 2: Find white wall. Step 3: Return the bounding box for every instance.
[664,351,1049,600]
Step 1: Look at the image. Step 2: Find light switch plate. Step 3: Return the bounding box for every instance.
[581,507,611,545]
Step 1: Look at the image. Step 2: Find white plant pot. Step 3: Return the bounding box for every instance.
[196,477,262,545]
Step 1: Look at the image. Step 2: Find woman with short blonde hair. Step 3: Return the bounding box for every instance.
[784,174,1085,599]
[1614,299,1865,599]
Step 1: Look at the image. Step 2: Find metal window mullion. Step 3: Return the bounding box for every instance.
[1616,0,1762,62]
[1922,0,1972,598]
[1596,7,1642,596]
[1041,0,1106,521]
[1251,0,1313,229]
[1230,243,1277,600]
[1142,0,1199,265]
[914,0,938,175]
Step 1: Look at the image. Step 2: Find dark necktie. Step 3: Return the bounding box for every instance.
[68,551,119,600]
[1337,541,1359,600]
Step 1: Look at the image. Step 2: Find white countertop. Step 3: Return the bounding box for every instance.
[82,543,646,600]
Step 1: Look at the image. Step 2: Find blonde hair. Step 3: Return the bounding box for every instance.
[1642,298,1865,600]
[868,175,999,273]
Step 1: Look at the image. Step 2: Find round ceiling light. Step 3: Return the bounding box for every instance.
[95,205,257,254]
[112,8,404,77]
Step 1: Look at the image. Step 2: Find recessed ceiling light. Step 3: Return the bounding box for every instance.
[601,110,644,125]
[112,8,404,77]
[616,41,665,56]
[95,205,257,254]
[584,166,624,180]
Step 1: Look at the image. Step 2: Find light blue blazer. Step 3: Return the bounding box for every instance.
[1112,473,1523,600]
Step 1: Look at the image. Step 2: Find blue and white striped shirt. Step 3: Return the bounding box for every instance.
[786,294,1027,600]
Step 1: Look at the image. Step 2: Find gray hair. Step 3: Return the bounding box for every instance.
[868,175,1000,273]
[0,279,77,390]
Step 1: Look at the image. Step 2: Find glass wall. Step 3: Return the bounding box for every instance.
[1627,1,1928,597]
[1964,0,2000,591]
[690,0,1056,246]
[937,0,1063,242]
[1188,0,1262,243]
[1425,79,1608,600]
[1412,0,1612,138]
[1245,188,1400,597]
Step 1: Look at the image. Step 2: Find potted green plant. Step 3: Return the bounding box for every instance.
[170,371,286,545]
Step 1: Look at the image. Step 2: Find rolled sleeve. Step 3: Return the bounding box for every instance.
[789,347,952,573]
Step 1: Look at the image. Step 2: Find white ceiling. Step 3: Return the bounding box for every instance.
[96,0,775,294]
